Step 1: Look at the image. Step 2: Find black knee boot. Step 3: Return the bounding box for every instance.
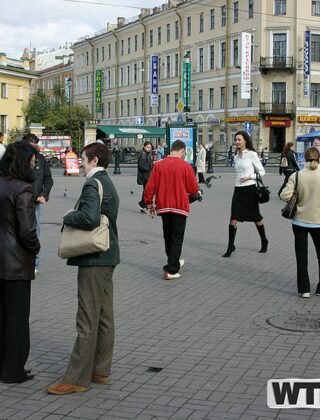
[222,225,237,257]
[256,224,268,253]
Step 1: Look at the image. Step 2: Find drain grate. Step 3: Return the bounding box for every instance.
[267,311,320,332]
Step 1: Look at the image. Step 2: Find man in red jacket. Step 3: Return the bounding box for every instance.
[144,140,199,280]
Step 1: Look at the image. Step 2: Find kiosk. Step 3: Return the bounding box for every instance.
[165,122,197,166]
[296,130,320,168]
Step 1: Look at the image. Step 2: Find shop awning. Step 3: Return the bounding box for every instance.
[297,130,320,141]
[97,125,166,138]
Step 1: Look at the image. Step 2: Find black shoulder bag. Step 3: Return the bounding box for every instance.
[281,172,298,219]
[255,172,270,204]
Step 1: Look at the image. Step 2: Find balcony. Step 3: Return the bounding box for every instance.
[259,102,294,116]
[259,56,295,73]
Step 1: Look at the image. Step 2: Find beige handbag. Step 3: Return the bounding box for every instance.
[58,179,109,259]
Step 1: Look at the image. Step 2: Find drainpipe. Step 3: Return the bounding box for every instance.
[293,0,298,141]
[111,30,119,124]
[139,20,147,122]
[224,0,231,150]
[88,40,95,121]
[173,8,183,99]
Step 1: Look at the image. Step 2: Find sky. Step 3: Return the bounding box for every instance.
[1,0,164,59]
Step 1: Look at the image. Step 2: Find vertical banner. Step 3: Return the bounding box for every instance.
[65,77,71,103]
[150,55,159,107]
[95,69,102,113]
[303,30,311,98]
[182,59,191,111]
[241,32,252,99]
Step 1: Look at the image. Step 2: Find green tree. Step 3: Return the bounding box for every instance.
[7,128,26,144]
[22,90,51,126]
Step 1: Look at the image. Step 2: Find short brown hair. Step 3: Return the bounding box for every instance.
[305,147,320,170]
[82,143,111,168]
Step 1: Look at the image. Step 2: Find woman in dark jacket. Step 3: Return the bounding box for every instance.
[47,143,120,395]
[137,141,153,211]
[0,142,40,383]
[278,142,300,196]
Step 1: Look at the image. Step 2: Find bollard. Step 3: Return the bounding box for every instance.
[113,148,121,175]
[207,150,214,173]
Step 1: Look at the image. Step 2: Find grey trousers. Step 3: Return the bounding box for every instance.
[63,266,115,386]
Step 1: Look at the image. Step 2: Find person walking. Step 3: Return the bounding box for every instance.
[222,131,268,257]
[195,143,206,183]
[278,142,299,197]
[21,134,53,275]
[0,142,40,383]
[156,141,164,161]
[144,140,199,280]
[280,147,320,298]
[47,143,120,395]
[137,141,153,212]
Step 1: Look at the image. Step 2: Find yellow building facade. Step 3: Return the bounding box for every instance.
[0,53,37,143]
[72,0,320,152]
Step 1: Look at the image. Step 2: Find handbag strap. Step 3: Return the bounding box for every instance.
[74,178,104,210]
[293,171,299,193]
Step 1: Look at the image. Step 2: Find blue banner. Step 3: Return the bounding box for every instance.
[150,55,159,106]
[303,30,311,98]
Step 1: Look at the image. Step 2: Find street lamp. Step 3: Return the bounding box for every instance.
[183,52,191,116]
[66,77,72,141]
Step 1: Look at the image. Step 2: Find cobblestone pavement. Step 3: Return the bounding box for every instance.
[1,170,320,420]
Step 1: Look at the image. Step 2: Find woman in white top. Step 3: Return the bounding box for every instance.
[195,143,206,183]
[222,131,268,257]
[280,147,320,298]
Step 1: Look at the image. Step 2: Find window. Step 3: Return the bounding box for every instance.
[158,57,161,78]
[166,93,170,112]
[209,45,215,70]
[187,16,192,36]
[220,87,225,108]
[128,37,131,54]
[134,63,137,84]
[198,90,203,111]
[249,0,254,18]
[102,46,105,61]
[275,0,286,15]
[210,9,215,29]
[142,32,145,49]
[121,40,124,56]
[221,5,226,26]
[141,62,144,82]
[199,12,204,33]
[232,85,238,108]
[127,65,130,85]
[158,94,162,114]
[120,100,123,117]
[135,35,138,51]
[311,34,320,62]
[233,2,239,23]
[1,83,8,98]
[272,82,286,104]
[134,98,137,115]
[107,70,111,89]
[221,42,226,68]
[0,115,7,132]
[141,97,144,114]
[167,23,171,42]
[149,30,153,47]
[174,53,179,77]
[107,102,111,118]
[311,83,320,106]
[158,27,161,45]
[96,47,99,63]
[108,44,111,60]
[120,67,124,86]
[175,20,179,39]
[312,1,320,15]
[174,93,179,111]
[127,99,130,116]
[209,88,214,109]
[86,51,89,65]
[199,48,204,72]
[166,55,171,78]
[233,39,239,67]
[273,33,287,60]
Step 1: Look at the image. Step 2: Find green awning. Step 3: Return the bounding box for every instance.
[97,125,166,138]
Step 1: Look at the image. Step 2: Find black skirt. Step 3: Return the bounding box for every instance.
[231,185,263,222]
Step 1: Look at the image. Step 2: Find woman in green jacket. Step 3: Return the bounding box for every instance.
[47,143,120,395]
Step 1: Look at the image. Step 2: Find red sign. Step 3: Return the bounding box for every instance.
[64,152,80,176]
[264,116,291,127]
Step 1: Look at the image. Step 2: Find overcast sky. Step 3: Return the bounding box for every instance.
[1,0,164,59]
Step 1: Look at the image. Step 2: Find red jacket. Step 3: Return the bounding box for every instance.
[144,156,199,217]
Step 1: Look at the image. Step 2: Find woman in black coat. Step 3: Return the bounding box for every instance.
[0,142,40,383]
[137,141,153,211]
[278,142,300,196]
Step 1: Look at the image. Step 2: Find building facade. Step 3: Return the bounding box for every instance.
[72,0,320,152]
[0,53,37,142]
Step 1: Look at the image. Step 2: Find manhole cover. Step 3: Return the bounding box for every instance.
[119,239,148,247]
[267,311,320,332]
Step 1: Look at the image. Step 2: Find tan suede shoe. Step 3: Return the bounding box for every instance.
[46,382,87,395]
[91,374,109,384]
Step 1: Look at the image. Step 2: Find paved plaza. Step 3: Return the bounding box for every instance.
[1,168,320,419]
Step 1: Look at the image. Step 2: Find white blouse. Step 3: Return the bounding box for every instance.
[234,149,265,187]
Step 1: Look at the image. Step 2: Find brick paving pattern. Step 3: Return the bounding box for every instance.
[1,169,320,419]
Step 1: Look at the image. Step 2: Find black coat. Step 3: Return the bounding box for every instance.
[137,150,153,186]
[279,150,300,174]
[32,152,54,201]
[0,177,40,280]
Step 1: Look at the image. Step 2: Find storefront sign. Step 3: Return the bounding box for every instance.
[182,59,191,112]
[304,30,311,98]
[95,69,102,113]
[264,116,291,127]
[150,55,159,107]
[241,32,252,99]
[298,116,320,123]
[225,116,259,123]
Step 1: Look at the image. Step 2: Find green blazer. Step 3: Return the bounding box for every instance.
[64,170,120,267]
